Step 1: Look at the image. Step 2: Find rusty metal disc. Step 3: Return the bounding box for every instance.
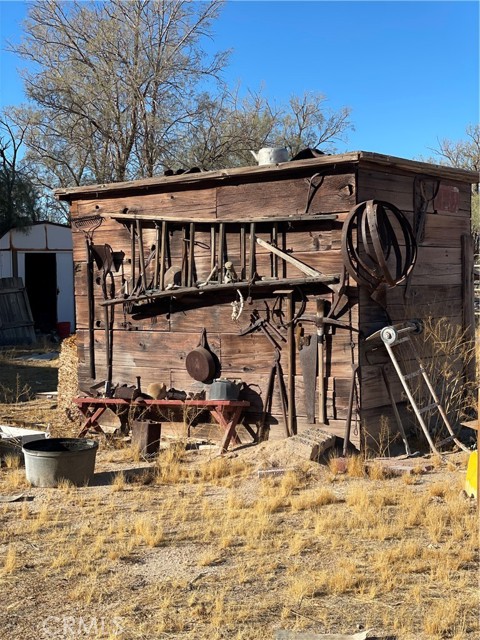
[186,329,216,382]
[185,347,215,382]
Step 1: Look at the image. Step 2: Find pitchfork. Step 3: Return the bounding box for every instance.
[73,215,103,379]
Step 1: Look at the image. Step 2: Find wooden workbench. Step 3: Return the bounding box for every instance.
[73,397,251,454]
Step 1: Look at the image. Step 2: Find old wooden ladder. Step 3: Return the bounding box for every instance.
[367,321,469,456]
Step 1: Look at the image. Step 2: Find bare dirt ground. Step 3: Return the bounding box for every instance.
[0,346,478,640]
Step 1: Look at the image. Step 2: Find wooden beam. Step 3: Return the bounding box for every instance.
[99,275,341,308]
[97,212,338,224]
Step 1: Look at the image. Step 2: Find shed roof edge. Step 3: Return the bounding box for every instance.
[54,151,479,200]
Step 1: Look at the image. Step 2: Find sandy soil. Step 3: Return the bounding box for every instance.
[0,347,478,640]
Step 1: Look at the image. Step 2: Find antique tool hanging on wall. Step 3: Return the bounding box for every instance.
[136,219,148,293]
[343,364,360,457]
[90,242,118,396]
[185,329,216,382]
[73,215,103,379]
[341,199,417,302]
[316,298,326,425]
[154,222,161,289]
[298,331,317,423]
[273,289,296,437]
[258,347,290,440]
[299,298,334,424]
[159,221,168,290]
[413,175,441,244]
[297,305,359,425]
[238,307,286,349]
[255,236,348,318]
[303,171,326,214]
[403,176,441,298]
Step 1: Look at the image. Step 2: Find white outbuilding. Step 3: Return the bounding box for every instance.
[0,222,75,336]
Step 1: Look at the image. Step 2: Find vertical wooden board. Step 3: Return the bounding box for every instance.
[461,233,476,385]
[359,363,406,411]
[360,403,414,452]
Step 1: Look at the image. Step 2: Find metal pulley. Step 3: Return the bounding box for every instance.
[341,199,417,293]
[379,320,423,346]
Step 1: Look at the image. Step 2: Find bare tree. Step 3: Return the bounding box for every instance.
[425,124,480,233]
[173,88,280,170]
[9,0,353,188]
[170,88,352,170]
[278,92,352,158]
[430,124,480,178]
[11,0,228,184]
[0,114,41,236]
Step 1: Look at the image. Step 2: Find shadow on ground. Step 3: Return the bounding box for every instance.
[89,466,153,487]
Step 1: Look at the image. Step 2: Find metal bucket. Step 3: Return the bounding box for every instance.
[22,438,98,487]
[131,420,162,456]
[207,379,241,401]
[56,322,71,339]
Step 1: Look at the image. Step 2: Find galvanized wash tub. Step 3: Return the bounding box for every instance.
[22,438,98,487]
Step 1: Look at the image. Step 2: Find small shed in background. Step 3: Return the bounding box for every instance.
[0,222,75,336]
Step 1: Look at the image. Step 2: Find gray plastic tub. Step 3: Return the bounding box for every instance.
[22,438,98,487]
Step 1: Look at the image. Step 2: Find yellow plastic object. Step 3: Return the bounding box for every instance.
[464,451,478,499]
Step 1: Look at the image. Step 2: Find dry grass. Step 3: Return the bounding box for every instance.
[409,317,477,437]
[0,337,478,639]
[0,440,477,640]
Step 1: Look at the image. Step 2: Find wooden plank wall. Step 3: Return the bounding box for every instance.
[0,277,36,346]
[71,168,360,442]
[70,162,473,450]
[356,167,473,447]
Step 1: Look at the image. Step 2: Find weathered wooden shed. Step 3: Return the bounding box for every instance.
[55,151,478,451]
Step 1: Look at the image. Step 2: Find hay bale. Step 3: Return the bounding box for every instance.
[54,334,82,435]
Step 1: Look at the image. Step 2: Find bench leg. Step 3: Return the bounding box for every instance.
[78,407,107,437]
[211,407,243,454]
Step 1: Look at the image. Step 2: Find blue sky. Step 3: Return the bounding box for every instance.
[0,0,478,161]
